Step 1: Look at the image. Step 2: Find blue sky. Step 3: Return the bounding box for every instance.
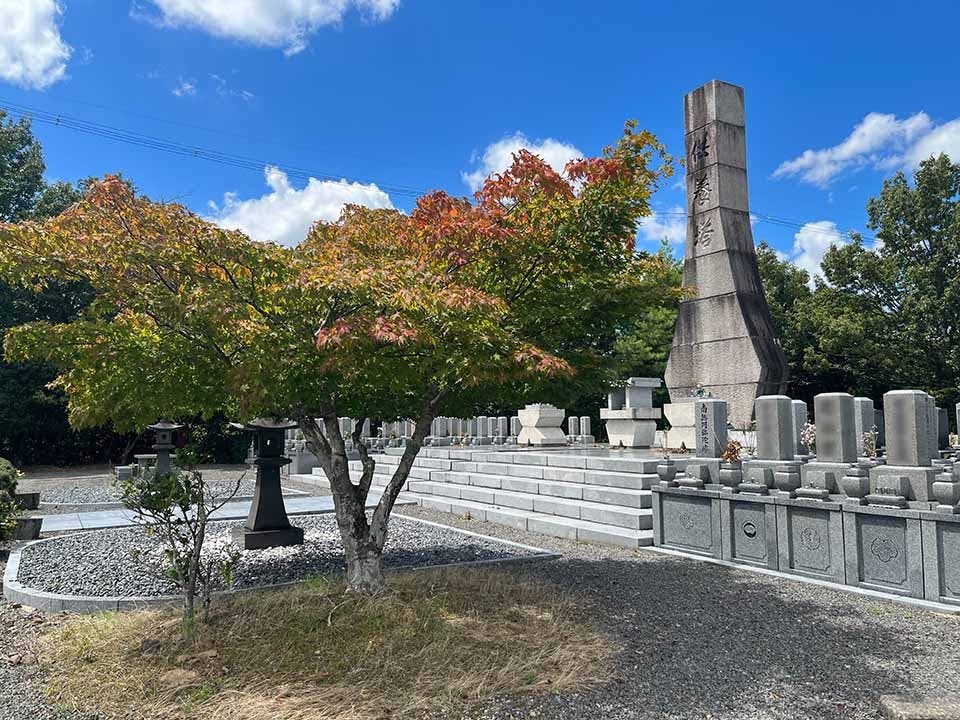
[3,0,959,279]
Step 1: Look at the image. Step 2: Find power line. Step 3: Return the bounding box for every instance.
[2,97,876,243]
[0,99,428,199]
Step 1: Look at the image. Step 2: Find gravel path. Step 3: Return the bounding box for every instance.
[395,506,960,720]
[14,515,542,598]
[40,479,300,506]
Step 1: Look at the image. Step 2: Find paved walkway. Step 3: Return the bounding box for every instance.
[40,493,406,533]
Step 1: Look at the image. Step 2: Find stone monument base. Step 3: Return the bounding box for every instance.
[232,525,305,550]
[684,458,721,484]
[603,418,656,448]
[870,465,938,503]
[801,461,852,493]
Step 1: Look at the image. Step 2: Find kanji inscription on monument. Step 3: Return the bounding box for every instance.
[664,80,788,426]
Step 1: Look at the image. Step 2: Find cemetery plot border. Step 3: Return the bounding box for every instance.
[652,485,960,613]
[3,514,559,614]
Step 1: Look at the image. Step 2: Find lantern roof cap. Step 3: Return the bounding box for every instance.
[148,420,184,431]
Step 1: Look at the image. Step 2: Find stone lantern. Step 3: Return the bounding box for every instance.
[232,418,304,550]
[148,420,183,476]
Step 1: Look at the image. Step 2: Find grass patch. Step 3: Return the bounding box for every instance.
[42,568,617,719]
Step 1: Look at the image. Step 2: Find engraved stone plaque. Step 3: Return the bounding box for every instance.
[844,507,923,597]
[662,495,715,551]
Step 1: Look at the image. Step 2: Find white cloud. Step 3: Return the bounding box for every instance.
[786,221,847,285]
[772,111,960,187]
[462,133,583,192]
[143,0,400,55]
[208,166,394,246]
[902,118,960,170]
[172,79,196,97]
[637,206,686,248]
[0,0,72,89]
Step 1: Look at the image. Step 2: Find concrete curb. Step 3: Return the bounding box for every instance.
[38,488,308,512]
[3,515,559,614]
[646,546,960,616]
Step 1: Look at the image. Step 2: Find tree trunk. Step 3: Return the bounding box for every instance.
[345,547,385,594]
[297,395,444,595]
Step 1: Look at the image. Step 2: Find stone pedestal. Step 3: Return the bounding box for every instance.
[233,418,304,550]
[517,404,566,446]
[601,377,662,448]
[664,80,788,427]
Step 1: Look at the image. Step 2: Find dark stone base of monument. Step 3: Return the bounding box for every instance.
[800,461,852,493]
[869,465,937,502]
[651,485,721,558]
[776,497,845,583]
[921,511,960,606]
[14,492,40,510]
[13,516,42,540]
[231,525,304,550]
[720,494,778,569]
[843,505,923,598]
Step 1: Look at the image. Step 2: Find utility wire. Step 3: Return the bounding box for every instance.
[2,98,877,242]
[0,99,427,199]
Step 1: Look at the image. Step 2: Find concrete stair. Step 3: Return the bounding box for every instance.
[292,447,669,548]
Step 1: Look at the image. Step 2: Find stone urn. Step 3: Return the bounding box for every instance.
[773,462,802,496]
[657,458,678,485]
[718,461,742,491]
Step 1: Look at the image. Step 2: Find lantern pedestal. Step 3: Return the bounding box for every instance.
[232,419,304,550]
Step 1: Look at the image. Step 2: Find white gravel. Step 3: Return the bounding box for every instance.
[39,479,301,506]
[14,515,541,598]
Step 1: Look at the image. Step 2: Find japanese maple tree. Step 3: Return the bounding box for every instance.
[0,123,680,592]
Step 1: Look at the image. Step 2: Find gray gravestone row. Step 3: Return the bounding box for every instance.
[653,388,960,606]
[652,478,960,606]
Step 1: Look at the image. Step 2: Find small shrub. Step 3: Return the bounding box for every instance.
[0,456,21,541]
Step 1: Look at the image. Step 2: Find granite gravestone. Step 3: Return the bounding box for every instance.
[791,399,810,457]
[663,80,788,427]
[743,396,801,495]
[853,397,875,458]
[684,398,728,484]
[870,390,938,502]
[801,393,857,495]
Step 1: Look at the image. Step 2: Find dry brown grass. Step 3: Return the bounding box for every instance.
[42,568,617,719]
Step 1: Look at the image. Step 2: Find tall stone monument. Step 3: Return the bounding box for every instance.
[664,80,788,427]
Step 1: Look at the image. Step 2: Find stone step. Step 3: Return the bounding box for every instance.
[424,470,651,507]
[369,456,657,490]
[404,479,651,530]
[404,493,653,548]
[377,450,668,479]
